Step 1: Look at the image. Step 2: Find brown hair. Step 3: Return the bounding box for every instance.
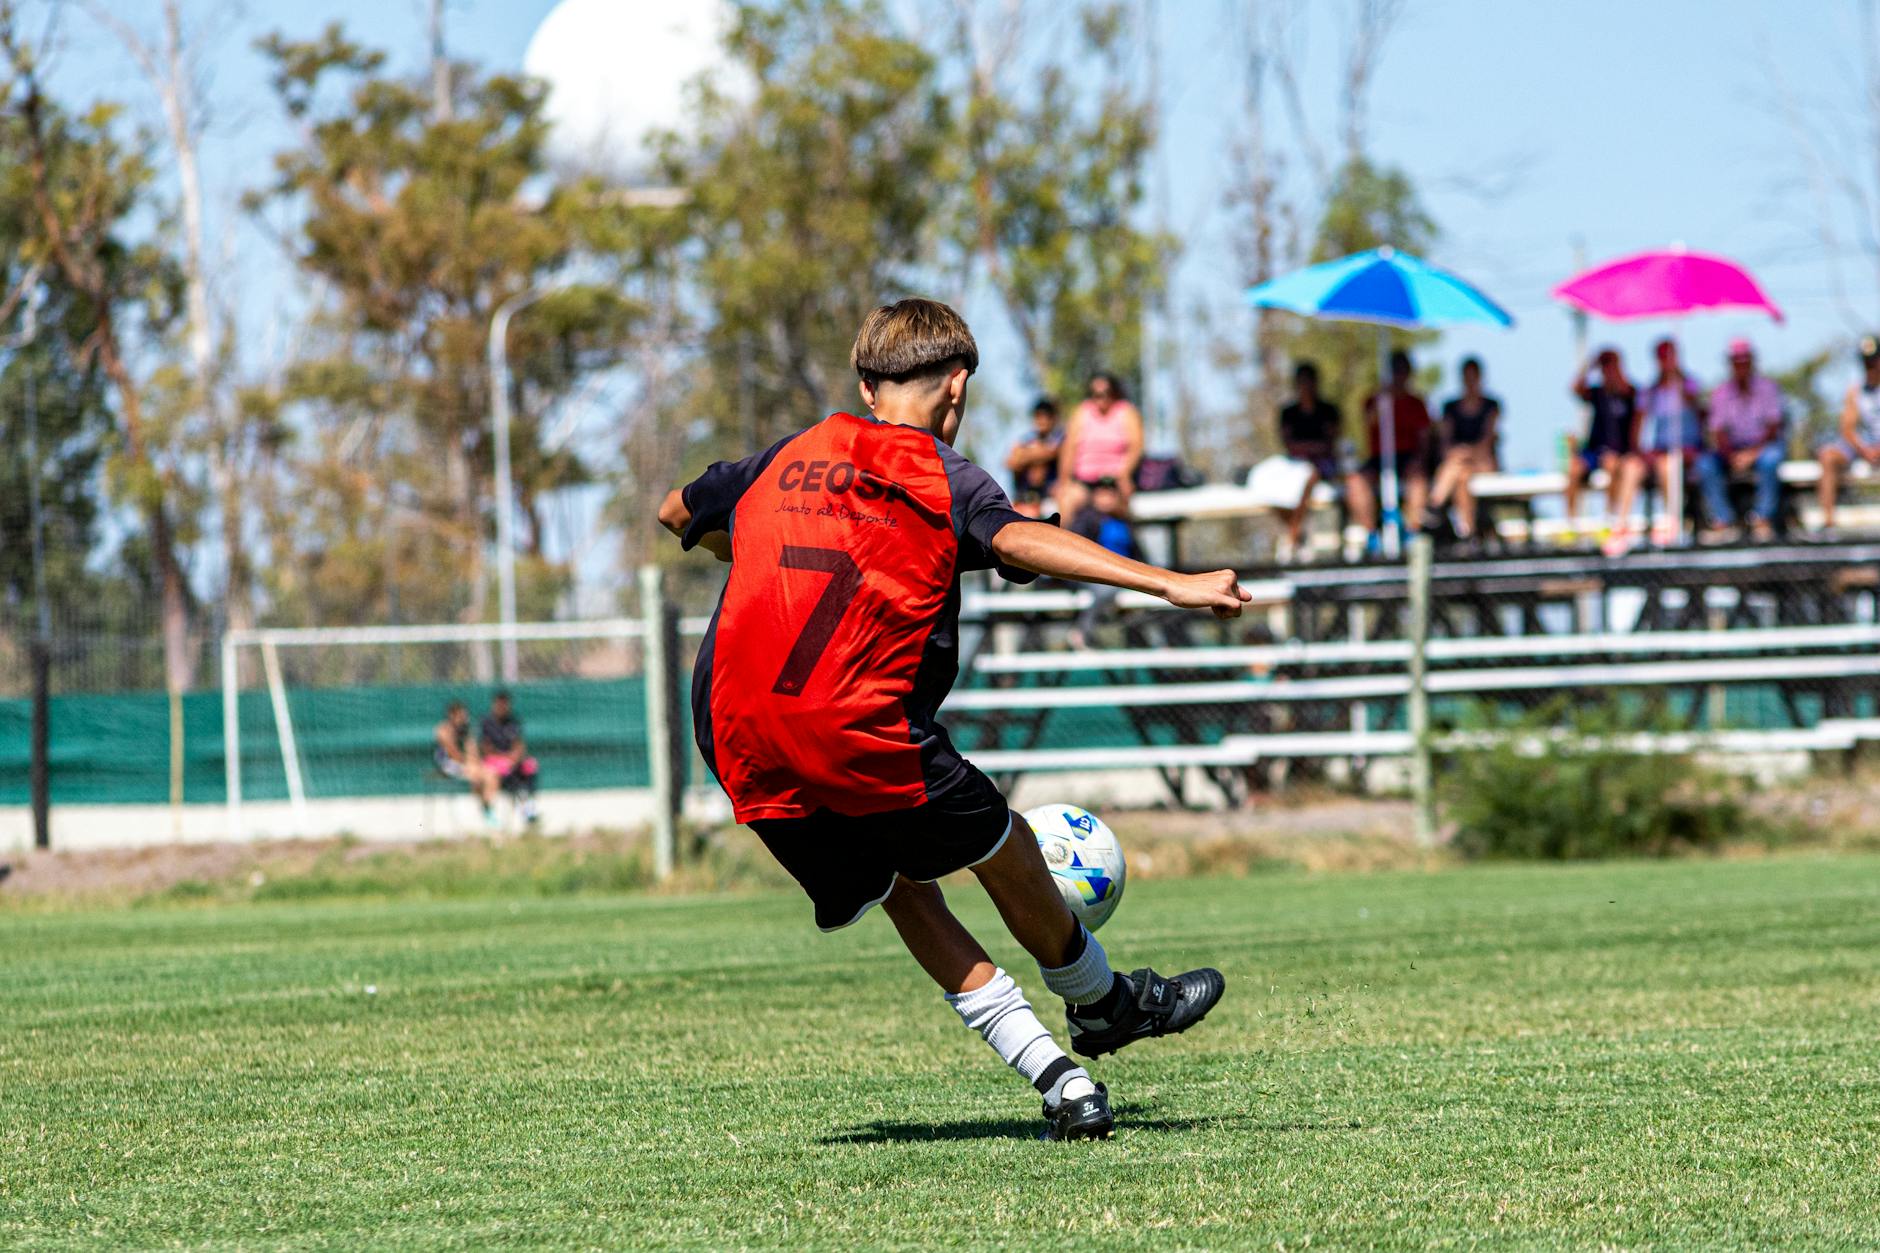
[851,298,979,385]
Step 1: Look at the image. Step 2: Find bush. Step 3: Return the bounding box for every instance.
[1441,698,1748,860]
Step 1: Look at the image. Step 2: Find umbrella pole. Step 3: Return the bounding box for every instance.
[1377,328,1401,558]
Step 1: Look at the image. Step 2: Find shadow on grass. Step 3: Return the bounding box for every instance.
[823,1109,1360,1144]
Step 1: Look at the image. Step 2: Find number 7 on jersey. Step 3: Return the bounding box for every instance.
[771,546,864,696]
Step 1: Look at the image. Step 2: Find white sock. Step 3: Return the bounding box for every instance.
[948,969,1095,1108]
[1038,925,1116,1007]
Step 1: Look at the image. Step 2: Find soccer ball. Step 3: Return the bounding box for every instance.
[1025,803,1126,931]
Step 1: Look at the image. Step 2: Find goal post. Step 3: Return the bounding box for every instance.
[220,582,706,869]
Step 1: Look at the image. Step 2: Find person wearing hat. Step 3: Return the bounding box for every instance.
[1816,336,1880,533]
[1696,338,1786,541]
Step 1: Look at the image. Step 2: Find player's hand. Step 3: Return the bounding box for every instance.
[1165,569,1252,619]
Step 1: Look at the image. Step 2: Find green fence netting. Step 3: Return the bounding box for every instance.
[0,677,663,805]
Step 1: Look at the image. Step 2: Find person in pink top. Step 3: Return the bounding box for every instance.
[1055,372,1144,523]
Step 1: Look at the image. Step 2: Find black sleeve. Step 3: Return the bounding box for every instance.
[938,442,1039,584]
[677,432,798,551]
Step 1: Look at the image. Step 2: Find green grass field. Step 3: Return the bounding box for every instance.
[5,855,1879,1249]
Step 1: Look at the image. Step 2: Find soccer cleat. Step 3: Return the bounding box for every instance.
[1067,966,1226,1059]
[1043,1082,1112,1141]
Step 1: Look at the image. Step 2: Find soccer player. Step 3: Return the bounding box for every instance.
[658,299,1246,1141]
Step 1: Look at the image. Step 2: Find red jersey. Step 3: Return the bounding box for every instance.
[1363,389,1432,460]
[680,412,1033,822]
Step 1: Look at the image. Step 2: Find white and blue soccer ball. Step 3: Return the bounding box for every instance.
[1025,803,1126,932]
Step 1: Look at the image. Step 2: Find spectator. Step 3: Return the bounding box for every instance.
[1005,397,1063,519]
[478,690,541,824]
[1815,336,1880,534]
[1426,356,1501,542]
[1696,338,1785,541]
[1362,349,1433,533]
[1277,361,1374,561]
[1066,478,1138,649]
[1567,348,1638,532]
[1055,372,1143,523]
[1620,336,1706,553]
[433,700,499,821]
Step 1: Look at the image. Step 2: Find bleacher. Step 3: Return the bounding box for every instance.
[954,466,1880,804]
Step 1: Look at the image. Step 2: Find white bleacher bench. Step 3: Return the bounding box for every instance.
[969,623,1880,674]
[1127,460,1880,549]
[969,719,1880,777]
[960,580,1292,620]
[1130,472,1566,521]
[945,651,1880,712]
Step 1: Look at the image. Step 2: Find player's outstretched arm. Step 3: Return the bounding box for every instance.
[991,520,1250,619]
[657,489,731,562]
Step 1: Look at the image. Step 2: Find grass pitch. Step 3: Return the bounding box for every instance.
[4,855,1879,1249]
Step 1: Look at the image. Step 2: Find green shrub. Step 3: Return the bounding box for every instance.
[1441,698,1748,860]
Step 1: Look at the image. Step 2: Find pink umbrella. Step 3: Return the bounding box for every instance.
[1552,248,1783,323]
[1553,247,1784,549]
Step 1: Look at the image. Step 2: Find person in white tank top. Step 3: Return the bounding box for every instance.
[1816,337,1880,531]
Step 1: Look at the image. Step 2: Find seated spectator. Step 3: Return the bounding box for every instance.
[1613,337,1706,553]
[433,700,498,821]
[1816,336,1880,533]
[1567,348,1637,532]
[1055,372,1143,523]
[1005,397,1063,519]
[1696,338,1785,542]
[1425,356,1501,543]
[1362,349,1433,535]
[1066,479,1137,649]
[478,690,541,824]
[1276,361,1374,561]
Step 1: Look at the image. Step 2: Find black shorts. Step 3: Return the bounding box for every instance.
[748,763,1014,931]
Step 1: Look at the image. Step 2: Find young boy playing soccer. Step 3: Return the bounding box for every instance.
[658,299,1249,1140]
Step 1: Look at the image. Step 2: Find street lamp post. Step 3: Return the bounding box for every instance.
[487,287,556,683]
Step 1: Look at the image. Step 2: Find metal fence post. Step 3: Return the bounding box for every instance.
[1407,534,1436,847]
[29,637,50,849]
[639,565,681,880]
[222,634,242,842]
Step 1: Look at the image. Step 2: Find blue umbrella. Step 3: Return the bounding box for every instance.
[1247,247,1513,554]
[1245,246,1513,330]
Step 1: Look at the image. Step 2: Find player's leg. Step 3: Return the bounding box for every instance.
[968,812,1226,1060]
[879,876,1110,1140]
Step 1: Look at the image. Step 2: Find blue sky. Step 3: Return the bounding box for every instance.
[41,1,1880,502]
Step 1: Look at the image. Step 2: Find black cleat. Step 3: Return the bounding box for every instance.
[1067,966,1227,1059]
[1043,1082,1113,1141]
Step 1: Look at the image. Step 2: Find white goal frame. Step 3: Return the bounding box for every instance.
[220,572,705,872]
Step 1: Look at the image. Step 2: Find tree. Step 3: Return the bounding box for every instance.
[0,7,194,691]
[1271,156,1438,436]
[694,0,944,422]
[1769,1,1880,331]
[1770,347,1838,456]
[83,0,264,644]
[946,0,1169,405]
[250,25,646,630]
[1217,0,1414,469]
[0,300,109,618]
